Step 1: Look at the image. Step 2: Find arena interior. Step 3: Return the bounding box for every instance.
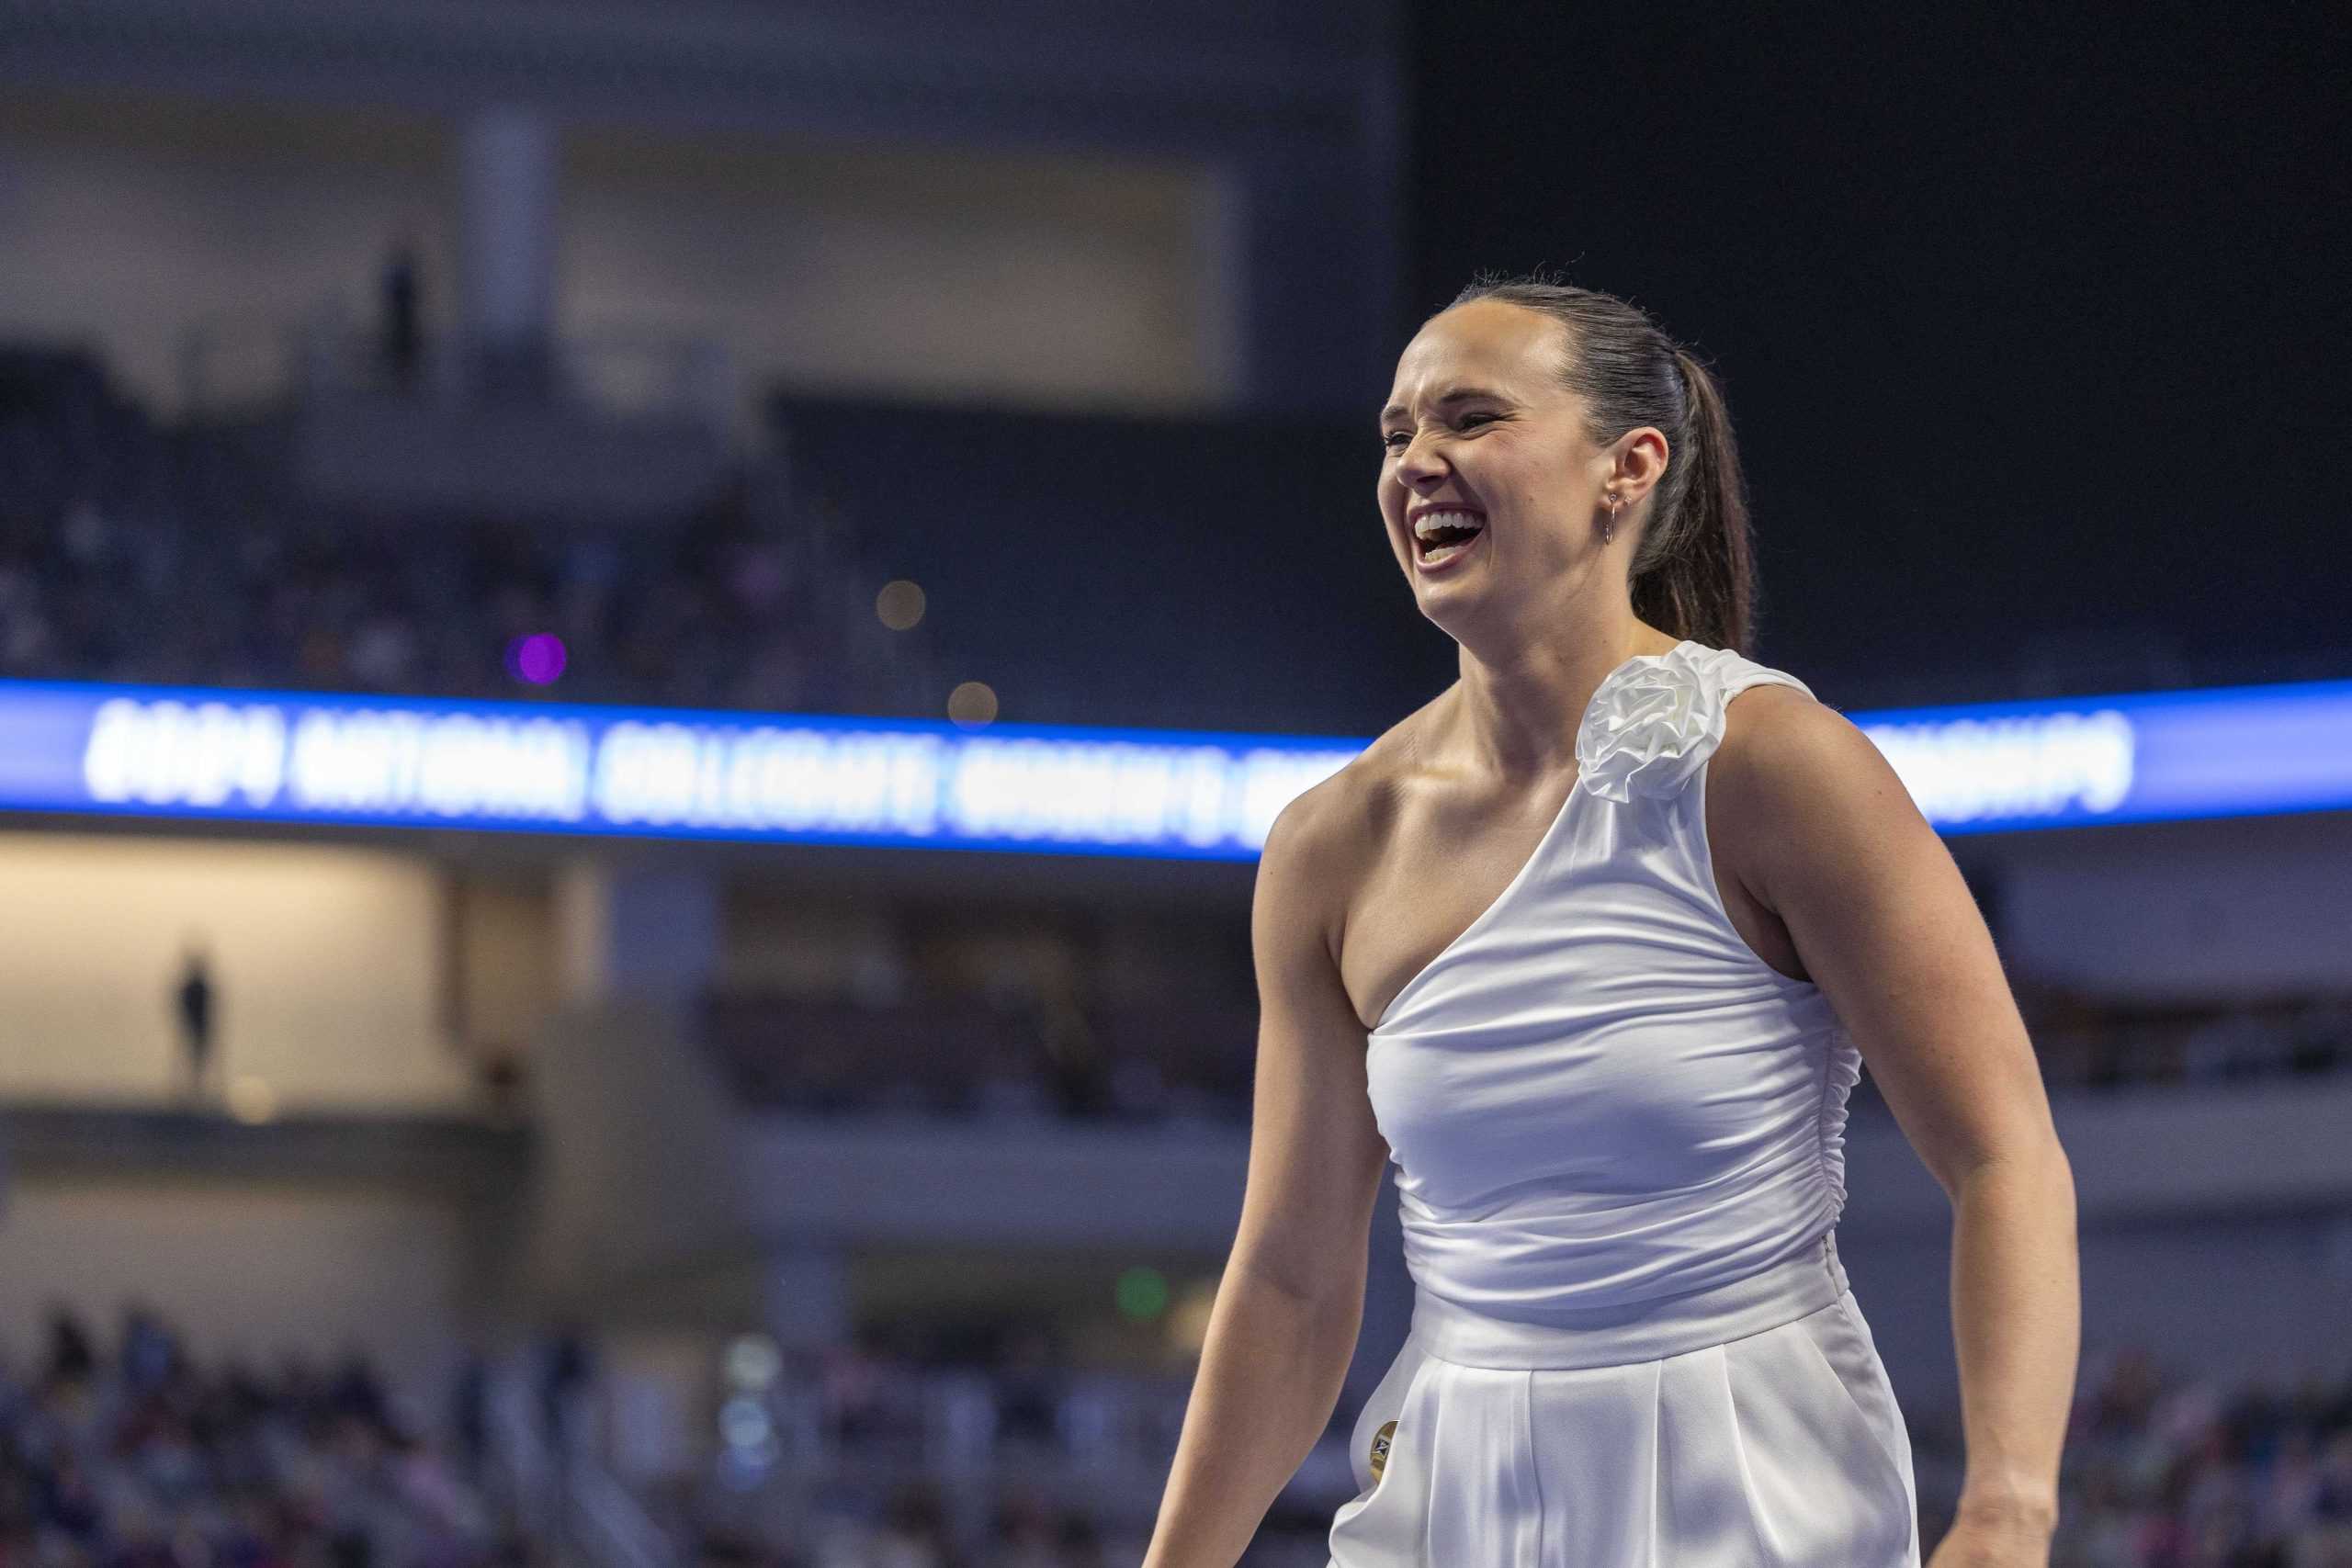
[1,5,2346,1567]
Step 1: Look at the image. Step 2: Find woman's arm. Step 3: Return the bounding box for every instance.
[1713,687,2080,1563]
[1143,1275,1368,1568]
[1142,782,1394,1568]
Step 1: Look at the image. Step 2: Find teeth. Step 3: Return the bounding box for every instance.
[1413,510,1487,540]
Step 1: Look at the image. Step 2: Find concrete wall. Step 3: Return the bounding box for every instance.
[1837,1077,2352,1408]
[0,92,449,413]
[0,1175,480,1395]
[526,980,2352,1415]
[0,89,1227,422]
[563,122,1226,413]
[1846,1208,2352,1419]
[452,874,559,1059]
[0,831,472,1111]
[1987,808,2352,1001]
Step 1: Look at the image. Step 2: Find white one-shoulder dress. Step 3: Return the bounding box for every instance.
[1328,640,1919,1568]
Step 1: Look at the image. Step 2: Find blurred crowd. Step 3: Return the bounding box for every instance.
[16,1301,2352,1568]
[700,992,1254,1128]
[1908,1348,2352,1568]
[651,1321,1293,1568]
[0,345,933,718]
[640,1323,2352,1568]
[0,1308,503,1568]
[701,985,2352,1130]
[2023,991,2352,1096]
[684,1332,2352,1568]
[0,1306,1245,1568]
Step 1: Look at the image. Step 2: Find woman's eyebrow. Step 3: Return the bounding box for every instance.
[1378,387,1512,424]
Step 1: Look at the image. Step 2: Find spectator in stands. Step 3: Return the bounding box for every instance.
[171,941,217,1109]
[41,1307,95,1389]
[972,1036,1052,1122]
[989,1491,1060,1568]
[818,1335,888,1449]
[2289,997,2351,1077]
[450,1350,489,1483]
[2182,1010,2290,1082]
[1052,1512,1106,1568]
[871,1481,956,1568]
[0,1315,499,1568]
[327,1350,392,1433]
[477,1047,528,1126]
[1037,978,1108,1120]
[118,1303,177,1395]
[380,234,425,394]
[0,346,947,719]
[537,1327,594,1462]
[991,1330,1061,1452]
[1102,1043,1170,1123]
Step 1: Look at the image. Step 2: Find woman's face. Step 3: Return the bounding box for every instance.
[1377,299,1623,633]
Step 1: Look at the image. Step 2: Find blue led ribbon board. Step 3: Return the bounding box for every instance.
[0,676,2346,855]
[1846,677,2352,835]
[0,682,1359,860]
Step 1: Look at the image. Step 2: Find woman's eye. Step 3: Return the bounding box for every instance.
[1382,412,1497,451]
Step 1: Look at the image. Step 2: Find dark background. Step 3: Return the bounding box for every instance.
[1398,3,2349,710]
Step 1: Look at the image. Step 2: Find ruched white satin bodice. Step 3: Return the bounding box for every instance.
[1327,641,1917,1567]
[1366,639,1862,1326]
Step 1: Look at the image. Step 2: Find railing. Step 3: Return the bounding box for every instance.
[669,1358,1357,1552]
[175,314,733,430]
[485,1357,681,1568]
[696,987,2352,1127]
[700,989,1259,1122]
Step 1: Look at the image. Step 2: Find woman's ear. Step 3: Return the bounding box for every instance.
[1607,426,1672,507]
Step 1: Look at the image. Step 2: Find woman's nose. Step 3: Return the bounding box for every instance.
[1396,434,1449,483]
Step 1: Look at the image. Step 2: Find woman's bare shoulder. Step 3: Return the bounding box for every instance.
[1708,681,1912,889]
[1261,695,1445,886]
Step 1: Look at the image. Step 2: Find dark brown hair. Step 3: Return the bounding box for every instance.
[1446,276,1758,655]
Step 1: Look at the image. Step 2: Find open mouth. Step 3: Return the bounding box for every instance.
[1412,509,1487,568]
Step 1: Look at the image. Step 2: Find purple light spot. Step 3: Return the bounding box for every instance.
[507,633,567,685]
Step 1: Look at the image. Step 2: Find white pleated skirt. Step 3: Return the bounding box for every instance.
[1328,1233,1918,1568]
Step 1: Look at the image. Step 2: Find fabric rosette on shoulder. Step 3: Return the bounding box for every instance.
[1574,642,1733,804]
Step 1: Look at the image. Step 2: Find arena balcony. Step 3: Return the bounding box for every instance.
[177,315,734,527]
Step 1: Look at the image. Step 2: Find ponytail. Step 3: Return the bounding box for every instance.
[1444,277,1761,656]
[1632,349,1755,655]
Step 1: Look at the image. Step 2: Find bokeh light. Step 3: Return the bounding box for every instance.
[226,1076,278,1125]
[946,681,998,727]
[876,579,926,631]
[1166,1276,1223,1357]
[1114,1266,1170,1321]
[504,633,567,685]
[723,1333,782,1390]
[718,1393,773,1450]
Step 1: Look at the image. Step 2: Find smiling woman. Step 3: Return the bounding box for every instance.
[1138,278,2079,1568]
[1374,279,1755,653]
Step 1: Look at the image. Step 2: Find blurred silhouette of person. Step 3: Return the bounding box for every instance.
[538,1325,594,1460]
[327,1348,390,1431]
[1037,970,1107,1118]
[993,1326,1061,1449]
[874,1481,954,1568]
[119,1302,178,1394]
[990,1491,1058,1568]
[381,233,424,392]
[172,940,216,1107]
[1054,1510,1105,1568]
[451,1348,490,1481]
[44,1303,96,1387]
[478,1044,527,1126]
